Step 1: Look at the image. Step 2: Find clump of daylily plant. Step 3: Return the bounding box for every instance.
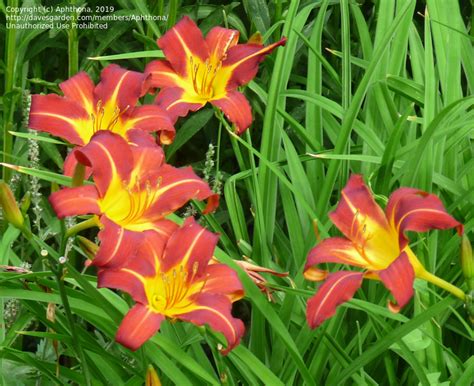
[0,13,464,367]
[23,16,287,353]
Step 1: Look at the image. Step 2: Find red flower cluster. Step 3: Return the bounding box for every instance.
[28,17,286,353]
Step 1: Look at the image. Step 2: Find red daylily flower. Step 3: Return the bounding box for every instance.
[145,16,286,134]
[98,218,245,353]
[29,64,175,175]
[49,130,218,268]
[304,174,463,328]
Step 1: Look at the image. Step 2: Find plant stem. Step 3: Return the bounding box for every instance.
[24,231,92,385]
[65,216,99,239]
[3,0,18,181]
[68,4,79,77]
[55,271,92,385]
[418,269,466,301]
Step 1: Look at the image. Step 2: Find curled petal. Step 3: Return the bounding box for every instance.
[93,216,142,268]
[122,105,175,145]
[206,27,239,62]
[161,217,219,275]
[386,187,463,248]
[157,16,208,77]
[49,185,100,218]
[377,251,415,312]
[98,268,147,304]
[75,132,133,197]
[306,271,363,329]
[304,237,368,281]
[155,87,205,122]
[210,91,252,134]
[94,64,145,111]
[178,293,245,354]
[29,94,90,145]
[223,37,286,89]
[63,148,92,178]
[59,72,95,114]
[116,304,164,351]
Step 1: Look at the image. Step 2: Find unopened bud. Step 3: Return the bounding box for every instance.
[0,181,25,229]
[77,236,98,261]
[461,235,474,291]
[20,191,31,213]
[248,32,263,45]
[145,365,161,386]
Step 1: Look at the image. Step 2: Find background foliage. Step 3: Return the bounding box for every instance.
[1,0,473,385]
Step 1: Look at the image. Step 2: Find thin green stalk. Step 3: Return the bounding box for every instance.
[3,0,18,181]
[65,216,99,239]
[418,269,466,301]
[68,6,79,76]
[341,0,352,184]
[24,231,93,385]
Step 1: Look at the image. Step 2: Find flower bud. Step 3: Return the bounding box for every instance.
[77,236,98,261]
[20,191,31,214]
[0,181,25,229]
[248,32,263,45]
[461,235,474,291]
[146,365,161,386]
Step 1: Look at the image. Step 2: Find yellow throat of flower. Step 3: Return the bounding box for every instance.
[99,177,162,232]
[143,262,204,316]
[186,56,231,100]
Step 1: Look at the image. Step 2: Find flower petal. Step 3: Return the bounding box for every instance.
[131,227,175,275]
[127,131,165,179]
[97,267,147,304]
[206,26,239,62]
[210,91,252,134]
[201,263,244,301]
[157,16,208,77]
[63,147,93,178]
[330,174,399,270]
[116,304,164,351]
[143,165,217,222]
[304,237,368,281]
[306,271,363,329]
[145,60,184,89]
[121,105,175,145]
[222,37,286,89]
[161,217,219,274]
[75,131,133,197]
[49,185,100,218]
[178,293,245,354]
[94,64,145,112]
[154,87,205,122]
[93,216,142,268]
[29,94,90,145]
[386,187,463,248]
[377,251,415,312]
[59,72,95,114]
